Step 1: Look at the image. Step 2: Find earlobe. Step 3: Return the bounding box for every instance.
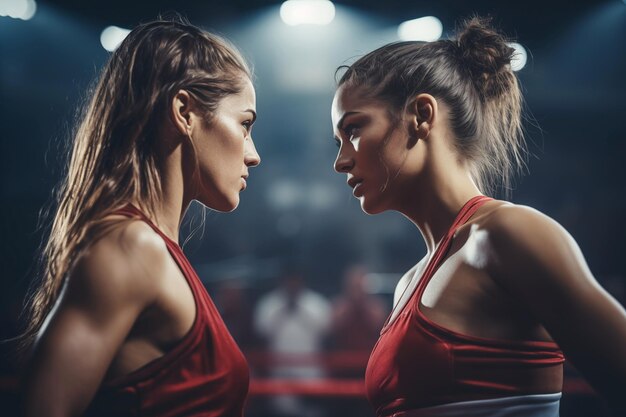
[416,118,430,140]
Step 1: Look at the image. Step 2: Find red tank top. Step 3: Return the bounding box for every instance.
[85,204,249,417]
[365,196,564,416]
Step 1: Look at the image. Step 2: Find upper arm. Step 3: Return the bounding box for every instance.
[22,221,166,417]
[486,205,626,408]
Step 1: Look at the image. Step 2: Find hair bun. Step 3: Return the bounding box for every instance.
[456,16,516,100]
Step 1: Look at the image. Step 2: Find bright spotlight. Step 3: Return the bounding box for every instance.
[397,16,443,42]
[21,0,36,20]
[509,42,528,71]
[280,0,335,26]
[0,0,37,20]
[100,26,131,52]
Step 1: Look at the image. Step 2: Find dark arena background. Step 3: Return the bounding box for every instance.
[1,0,625,416]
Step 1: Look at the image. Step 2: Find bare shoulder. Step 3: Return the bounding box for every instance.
[474,204,626,413]
[480,202,567,241]
[24,218,175,417]
[477,202,590,288]
[67,218,170,312]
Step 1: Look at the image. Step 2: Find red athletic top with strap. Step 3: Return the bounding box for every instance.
[84,204,249,417]
[365,196,564,416]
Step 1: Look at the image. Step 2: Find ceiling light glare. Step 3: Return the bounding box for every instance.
[280,0,336,26]
[508,42,528,71]
[397,16,443,42]
[100,25,131,52]
[0,0,37,20]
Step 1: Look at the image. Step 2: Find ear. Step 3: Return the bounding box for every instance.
[407,93,437,142]
[170,90,194,137]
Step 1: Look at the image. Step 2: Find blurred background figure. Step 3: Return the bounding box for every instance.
[331,265,386,353]
[325,265,388,417]
[254,268,331,417]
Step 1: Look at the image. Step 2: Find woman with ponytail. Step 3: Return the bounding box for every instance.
[331,17,626,416]
[21,18,260,417]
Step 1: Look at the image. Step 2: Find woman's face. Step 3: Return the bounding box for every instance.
[331,85,412,214]
[191,78,260,212]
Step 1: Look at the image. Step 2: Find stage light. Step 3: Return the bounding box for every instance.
[397,16,443,42]
[100,26,131,52]
[21,0,36,19]
[509,42,528,71]
[0,0,37,20]
[280,0,335,26]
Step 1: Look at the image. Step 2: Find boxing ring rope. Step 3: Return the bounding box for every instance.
[0,352,597,397]
[242,351,596,397]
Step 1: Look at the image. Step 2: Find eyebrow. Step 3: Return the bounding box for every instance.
[244,109,257,124]
[335,111,361,130]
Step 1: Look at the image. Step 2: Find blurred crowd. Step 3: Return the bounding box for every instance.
[213,264,387,417]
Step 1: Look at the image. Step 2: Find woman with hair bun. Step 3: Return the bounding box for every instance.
[331,17,626,416]
[21,18,260,417]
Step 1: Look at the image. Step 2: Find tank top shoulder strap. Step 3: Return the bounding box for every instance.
[415,195,493,297]
[111,204,177,246]
[111,203,166,237]
[111,204,143,219]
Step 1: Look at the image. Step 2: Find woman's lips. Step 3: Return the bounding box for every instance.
[350,180,363,196]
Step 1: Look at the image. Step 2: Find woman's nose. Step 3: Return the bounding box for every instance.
[334,146,353,173]
[245,138,261,167]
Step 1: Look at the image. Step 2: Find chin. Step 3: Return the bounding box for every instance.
[216,196,240,212]
[199,192,240,213]
[359,197,387,215]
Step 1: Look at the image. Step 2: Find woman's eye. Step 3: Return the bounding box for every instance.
[242,120,253,132]
[335,138,341,148]
[344,124,359,139]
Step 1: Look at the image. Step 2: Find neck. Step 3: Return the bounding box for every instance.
[131,143,192,244]
[396,169,482,255]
